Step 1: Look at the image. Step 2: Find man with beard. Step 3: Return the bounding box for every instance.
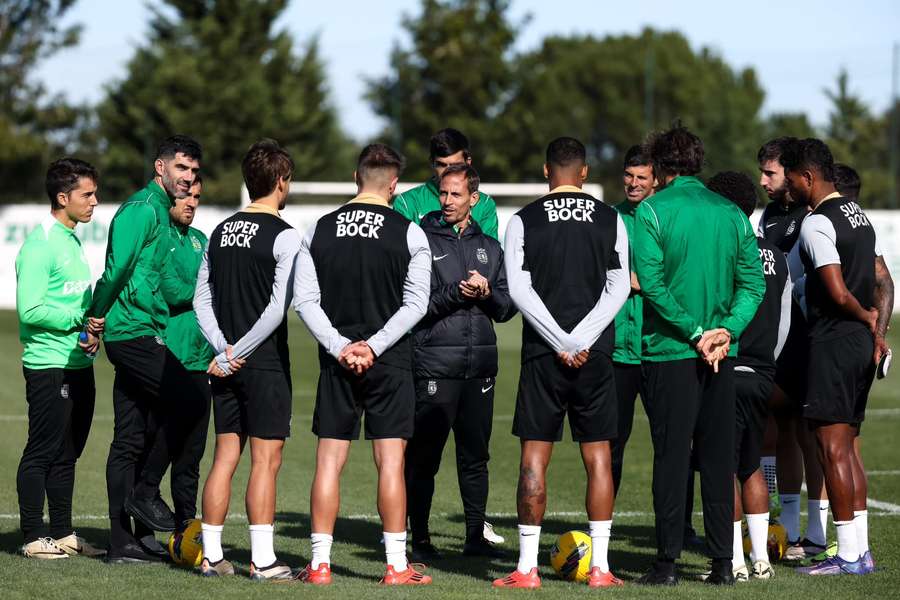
[86,135,201,562]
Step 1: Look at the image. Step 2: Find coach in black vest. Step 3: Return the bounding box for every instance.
[405,164,516,561]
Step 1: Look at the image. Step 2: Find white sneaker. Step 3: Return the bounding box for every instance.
[701,562,749,582]
[483,521,504,545]
[22,537,68,559]
[54,533,107,557]
[751,560,774,579]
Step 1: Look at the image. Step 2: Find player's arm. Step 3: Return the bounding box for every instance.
[16,240,83,331]
[632,203,705,343]
[213,228,301,373]
[159,248,195,309]
[366,222,432,356]
[569,213,631,348]
[800,214,876,329]
[193,245,229,354]
[720,213,766,339]
[294,223,352,358]
[873,241,893,362]
[87,202,156,318]
[480,248,517,323]
[426,247,468,319]
[774,263,793,361]
[503,214,577,354]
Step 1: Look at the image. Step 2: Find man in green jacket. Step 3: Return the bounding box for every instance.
[610,145,656,495]
[16,158,106,559]
[394,128,499,239]
[633,126,764,586]
[86,135,201,562]
[135,176,213,534]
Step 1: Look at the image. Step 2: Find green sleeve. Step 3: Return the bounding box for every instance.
[393,189,417,221]
[632,203,703,342]
[474,193,499,239]
[720,214,766,338]
[16,240,82,331]
[159,252,195,309]
[88,202,156,317]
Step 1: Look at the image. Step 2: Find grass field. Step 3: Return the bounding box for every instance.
[1,309,898,598]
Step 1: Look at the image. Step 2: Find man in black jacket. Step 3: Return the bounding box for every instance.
[405,164,516,560]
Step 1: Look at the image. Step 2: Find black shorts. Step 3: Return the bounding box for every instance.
[774,303,809,408]
[211,367,292,439]
[313,362,415,440]
[734,368,774,481]
[512,352,617,442]
[805,330,875,425]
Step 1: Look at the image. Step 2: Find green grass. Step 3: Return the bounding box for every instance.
[1,309,898,598]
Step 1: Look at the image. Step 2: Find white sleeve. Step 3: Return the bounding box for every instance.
[293,223,352,359]
[214,228,301,374]
[774,273,793,360]
[799,214,840,268]
[503,214,577,355]
[569,214,631,349]
[875,233,883,258]
[366,222,432,357]
[756,209,766,238]
[193,244,228,354]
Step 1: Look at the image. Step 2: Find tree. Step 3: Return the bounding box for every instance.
[365,0,521,181]
[0,0,84,203]
[96,0,353,204]
[494,29,767,196]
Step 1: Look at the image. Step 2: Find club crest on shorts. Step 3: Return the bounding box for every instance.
[154,336,165,346]
[427,380,437,396]
[476,248,488,264]
[60,384,69,399]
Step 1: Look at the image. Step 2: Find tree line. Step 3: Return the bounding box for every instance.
[2,0,898,207]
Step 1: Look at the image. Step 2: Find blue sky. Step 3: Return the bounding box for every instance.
[35,0,900,140]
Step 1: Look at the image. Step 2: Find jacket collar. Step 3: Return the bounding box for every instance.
[146,180,174,207]
[420,210,482,238]
[666,175,703,189]
[350,192,390,206]
[549,184,584,194]
[243,202,281,217]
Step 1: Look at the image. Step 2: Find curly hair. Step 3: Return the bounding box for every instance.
[643,124,704,179]
[707,171,758,217]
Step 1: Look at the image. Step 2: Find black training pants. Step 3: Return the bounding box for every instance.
[642,358,735,560]
[134,370,211,527]
[17,367,95,543]
[405,377,494,543]
[610,362,645,495]
[104,336,183,547]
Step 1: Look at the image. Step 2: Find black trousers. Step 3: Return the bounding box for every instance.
[642,358,735,560]
[610,362,646,495]
[405,377,494,543]
[17,367,95,543]
[134,370,211,527]
[104,336,185,547]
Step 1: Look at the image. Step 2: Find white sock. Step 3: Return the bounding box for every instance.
[806,499,829,546]
[746,512,770,563]
[201,523,224,563]
[854,510,869,555]
[383,531,408,571]
[310,532,333,568]
[588,520,611,572]
[249,524,276,567]
[761,456,777,495]
[780,493,801,541]
[732,521,745,569]
[835,520,859,562]
[516,524,541,573]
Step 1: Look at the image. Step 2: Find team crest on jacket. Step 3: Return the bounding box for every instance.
[476,248,488,264]
[192,236,203,251]
[427,380,437,396]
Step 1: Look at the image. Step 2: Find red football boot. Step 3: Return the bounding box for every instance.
[380,563,432,585]
[492,567,542,589]
[295,562,332,585]
[587,567,623,588]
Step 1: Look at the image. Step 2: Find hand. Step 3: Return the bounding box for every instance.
[339,341,375,375]
[697,328,731,373]
[865,307,878,335]
[224,345,245,374]
[630,272,641,292]
[460,270,490,299]
[86,317,105,335]
[207,358,227,378]
[557,349,589,368]
[874,335,889,366]
[78,331,100,354]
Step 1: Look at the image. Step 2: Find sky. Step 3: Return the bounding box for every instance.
[34,0,900,141]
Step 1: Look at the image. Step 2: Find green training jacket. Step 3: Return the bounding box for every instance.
[612,199,643,365]
[394,178,499,240]
[87,180,173,342]
[161,224,213,371]
[16,217,94,370]
[632,176,765,362]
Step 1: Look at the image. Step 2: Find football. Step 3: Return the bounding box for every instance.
[742,521,789,561]
[549,530,592,582]
[168,518,204,567]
